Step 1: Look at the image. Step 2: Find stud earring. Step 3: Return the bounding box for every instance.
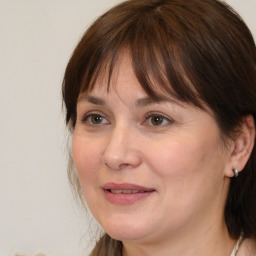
[233,169,239,177]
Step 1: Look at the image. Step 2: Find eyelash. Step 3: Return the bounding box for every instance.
[80,112,173,127]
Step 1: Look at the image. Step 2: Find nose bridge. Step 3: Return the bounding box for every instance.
[102,123,141,170]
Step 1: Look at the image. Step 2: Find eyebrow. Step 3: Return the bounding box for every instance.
[78,94,180,107]
[135,96,179,107]
[78,95,106,106]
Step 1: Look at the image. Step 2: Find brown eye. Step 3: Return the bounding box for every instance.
[144,113,172,127]
[150,116,164,126]
[81,113,109,125]
[90,114,104,124]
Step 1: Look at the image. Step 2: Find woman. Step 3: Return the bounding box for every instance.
[62,0,256,255]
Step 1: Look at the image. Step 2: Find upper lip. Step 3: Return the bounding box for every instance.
[102,183,155,192]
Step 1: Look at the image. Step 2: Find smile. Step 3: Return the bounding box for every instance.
[102,183,156,205]
[110,189,143,194]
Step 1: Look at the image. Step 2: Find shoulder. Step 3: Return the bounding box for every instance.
[238,237,256,256]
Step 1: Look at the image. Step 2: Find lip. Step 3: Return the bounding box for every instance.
[102,183,156,205]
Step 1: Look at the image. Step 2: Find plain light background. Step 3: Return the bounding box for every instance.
[0,1,255,256]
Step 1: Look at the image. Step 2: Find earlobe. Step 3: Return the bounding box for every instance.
[225,115,255,178]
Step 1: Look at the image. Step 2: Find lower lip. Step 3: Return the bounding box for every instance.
[104,190,154,205]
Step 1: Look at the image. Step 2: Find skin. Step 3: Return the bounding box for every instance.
[72,55,255,256]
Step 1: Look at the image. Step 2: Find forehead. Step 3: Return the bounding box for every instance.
[79,47,206,115]
[78,55,200,111]
[83,52,174,100]
[80,54,177,105]
[92,54,140,91]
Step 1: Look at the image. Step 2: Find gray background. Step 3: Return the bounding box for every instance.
[0,0,255,255]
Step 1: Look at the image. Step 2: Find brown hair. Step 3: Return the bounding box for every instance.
[62,0,256,254]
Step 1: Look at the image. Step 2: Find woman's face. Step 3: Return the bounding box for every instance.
[72,55,233,244]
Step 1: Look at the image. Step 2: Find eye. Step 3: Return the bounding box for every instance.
[81,113,110,125]
[144,113,172,127]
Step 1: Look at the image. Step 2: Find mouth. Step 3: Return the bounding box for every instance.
[102,183,156,205]
[109,189,145,194]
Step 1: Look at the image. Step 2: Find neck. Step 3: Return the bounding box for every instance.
[122,218,236,256]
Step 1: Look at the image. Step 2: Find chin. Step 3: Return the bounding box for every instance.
[100,215,153,242]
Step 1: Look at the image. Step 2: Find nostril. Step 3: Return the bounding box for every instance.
[104,162,130,170]
[102,146,142,170]
[119,163,129,168]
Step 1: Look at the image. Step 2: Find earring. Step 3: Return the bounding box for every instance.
[233,169,239,177]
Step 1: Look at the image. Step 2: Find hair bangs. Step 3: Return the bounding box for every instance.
[79,8,203,110]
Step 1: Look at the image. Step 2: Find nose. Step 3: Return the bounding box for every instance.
[102,126,142,170]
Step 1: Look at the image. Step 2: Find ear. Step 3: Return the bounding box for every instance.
[224,115,255,178]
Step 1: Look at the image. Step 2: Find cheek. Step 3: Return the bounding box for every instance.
[144,137,227,229]
[72,135,101,184]
[146,139,204,177]
[145,134,225,194]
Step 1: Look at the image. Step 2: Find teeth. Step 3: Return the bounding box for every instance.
[111,190,123,194]
[110,189,141,194]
